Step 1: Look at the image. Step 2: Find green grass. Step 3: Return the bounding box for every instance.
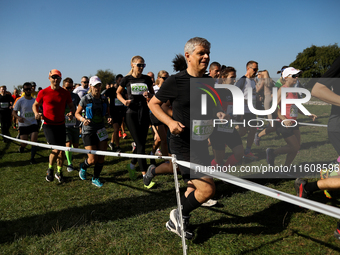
[1,105,340,254]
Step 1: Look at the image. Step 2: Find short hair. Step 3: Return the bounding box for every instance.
[81,76,89,81]
[0,85,6,89]
[246,61,258,68]
[209,62,221,71]
[219,66,236,78]
[116,74,123,80]
[23,82,32,88]
[184,37,211,55]
[63,77,73,86]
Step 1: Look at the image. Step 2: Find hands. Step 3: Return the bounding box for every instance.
[66,112,73,121]
[309,114,317,121]
[125,100,131,106]
[168,120,185,135]
[35,113,42,120]
[18,116,25,123]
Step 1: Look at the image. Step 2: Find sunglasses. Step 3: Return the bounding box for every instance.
[50,75,61,79]
[65,87,73,90]
[23,88,31,91]
[134,63,146,68]
[291,74,299,78]
[82,81,89,83]
[161,77,168,80]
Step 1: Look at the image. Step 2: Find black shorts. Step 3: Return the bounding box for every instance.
[170,137,210,182]
[19,124,39,136]
[210,127,242,151]
[149,112,163,126]
[277,122,300,138]
[43,124,66,146]
[82,132,108,147]
[111,106,126,125]
[328,115,340,156]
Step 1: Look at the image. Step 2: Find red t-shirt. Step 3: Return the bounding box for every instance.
[36,86,72,125]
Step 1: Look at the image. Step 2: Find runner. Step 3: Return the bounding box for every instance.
[33,69,75,183]
[75,76,112,187]
[0,85,14,142]
[12,82,38,164]
[116,55,156,188]
[266,67,317,166]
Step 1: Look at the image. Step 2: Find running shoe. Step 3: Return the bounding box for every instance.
[165,209,194,240]
[127,164,137,180]
[244,152,258,162]
[119,131,123,138]
[143,165,156,188]
[18,146,24,153]
[131,142,136,152]
[201,199,218,207]
[122,133,127,139]
[115,146,122,153]
[334,222,340,240]
[254,132,261,146]
[320,168,332,199]
[67,164,74,172]
[55,172,64,183]
[155,148,162,156]
[108,142,115,151]
[294,178,311,198]
[266,148,275,166]
[46,168,54,182]
[92,178,103,187]
[79,163,87,180]
[30,158,36,165]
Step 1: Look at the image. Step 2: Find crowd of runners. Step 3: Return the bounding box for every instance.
[1,37,340,240]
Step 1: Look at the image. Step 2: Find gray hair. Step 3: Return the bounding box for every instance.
[184,37,211,55]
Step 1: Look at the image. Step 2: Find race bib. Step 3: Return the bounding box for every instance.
[97,128,108,141]
[115,98,123,106]
[65,115,77,126]
[131,83,148,95]
[290,105,298,118]
[192,119,214,141]
[0,102,9,109]
[24,112,35,123]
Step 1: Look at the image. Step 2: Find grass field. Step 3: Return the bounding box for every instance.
[1,105,340,254]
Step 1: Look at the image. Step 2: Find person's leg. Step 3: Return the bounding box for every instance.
[274,131,300,166]
[30,131,38,161]
[19,134,28,151]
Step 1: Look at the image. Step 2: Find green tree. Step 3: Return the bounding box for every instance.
[289,44,340,88]
[95,69,116,89]
[14,85,23,93]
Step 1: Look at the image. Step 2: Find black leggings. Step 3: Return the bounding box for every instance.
[125,111,149,172]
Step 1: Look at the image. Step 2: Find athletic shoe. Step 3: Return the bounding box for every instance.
[30,158,36,165]
[201,199,218,207]
[244,152,258,161]
[131,142,136,152]
[165,209,194,240]
[46,168,54,182]
[79,163,87,180]
[144,164,155,186]
[67,164,74,173]
[122,133,127,139]
[320,168,332,199]
[108,142,115,151]
[266,148,275,166]
[294,178,311,198]
[92,178,103,187]
[115,146,122,153]
[127,164,137,180]
[254,132,261,146]
[55,172,64,183]
[119,131,123,138]
[334,222,340,240]
[155,148,162,156]
[18,146,24,153]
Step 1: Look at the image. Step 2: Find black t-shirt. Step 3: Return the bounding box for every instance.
[317,56,340,115]
[105,86,127,110]
[0,94,14,112]
[119,74,153,113]
[155,70,216,146]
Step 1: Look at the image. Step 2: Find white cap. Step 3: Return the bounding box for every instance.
[89,76,101,86]
[282,67,301,78]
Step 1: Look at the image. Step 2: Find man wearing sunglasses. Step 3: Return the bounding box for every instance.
[63,77,81,173]
[73,76,90,98]
[13,82,39,164]
[33,69,75,183]
[235,60,259,161]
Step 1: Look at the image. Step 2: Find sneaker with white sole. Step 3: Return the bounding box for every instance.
[55,172,64,183]
[79,163,87,180]
[46,168,54,182]
[201,199,218,207]
[92,178,103,187]
[67,164,74,172]
[165,209,194,240]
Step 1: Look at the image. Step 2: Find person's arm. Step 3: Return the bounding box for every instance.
[32,100,42,120]
[311,82,340,106]
[12,110,24,123]
[65,102,75,120]
[149,96,184,135]
[117,86,131,106]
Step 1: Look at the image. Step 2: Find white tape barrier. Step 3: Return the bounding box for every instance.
[0,134,173,161]
[256,118,328,128]
[177,160,340,220]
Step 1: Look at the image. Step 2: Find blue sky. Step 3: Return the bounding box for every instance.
[1,0,339,92]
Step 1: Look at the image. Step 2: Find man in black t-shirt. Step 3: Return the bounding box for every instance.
[149,37,224,239]
[0,85,14,142]
[294,56,340,240]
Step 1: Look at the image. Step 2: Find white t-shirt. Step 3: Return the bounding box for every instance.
[73,86,89,98]
[14,97,37,127]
